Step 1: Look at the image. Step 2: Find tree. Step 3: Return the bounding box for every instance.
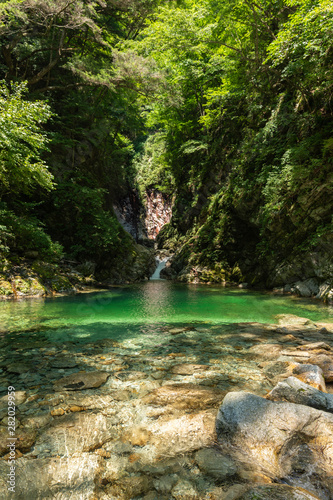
[0,80,53,196]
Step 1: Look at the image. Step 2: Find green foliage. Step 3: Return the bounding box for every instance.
[48,182,132,263]
[0,205,63,260]
[0,81,53,195]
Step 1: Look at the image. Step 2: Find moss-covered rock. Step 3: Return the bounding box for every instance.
[50,276,75,293]
[14,277,45,296]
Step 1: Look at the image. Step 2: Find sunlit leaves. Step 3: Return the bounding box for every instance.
[0,80,53,195]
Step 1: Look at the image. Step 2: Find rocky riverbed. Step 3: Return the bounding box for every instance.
[1,314,333,499]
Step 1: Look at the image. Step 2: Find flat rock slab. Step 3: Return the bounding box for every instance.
[216,391,333,497]
[53,371,110,391]
[170,364,210,375]
[143,383,226,410]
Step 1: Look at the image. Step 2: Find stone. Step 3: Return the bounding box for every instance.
[0,390,27,408]
[292,363,326,391]
[6,363,30,374]
[51,407,65,416]
[150,410,216,458]
[222,484,249,500]
[51,358,78,368]
[170,364,210,375]
[171,479,199,500]
[248,344,283,360]
[298,342,331,351]
[194,447,237,479]
[53,371,110,391]
[143,383,225,410]
[106,475,151,500]
[316,283,332,300]
[238,484,321,500]
[266,376,333,412]
[32,412,112,457]
[276,314,312,327]
[294,281,312,297]
[216,391,333,497]
[309,354,333,382]
[0,453,101,499]
[153,474,178,494]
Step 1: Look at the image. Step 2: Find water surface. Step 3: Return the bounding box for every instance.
[1,282,332,346]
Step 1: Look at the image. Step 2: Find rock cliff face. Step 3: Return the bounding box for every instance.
[144,189,172,240]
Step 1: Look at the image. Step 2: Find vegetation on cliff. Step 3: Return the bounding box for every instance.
[0,0,332,291]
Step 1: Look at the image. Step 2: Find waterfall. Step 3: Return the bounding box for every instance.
[150,256,169,280]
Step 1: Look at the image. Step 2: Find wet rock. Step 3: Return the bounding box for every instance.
[216,391,333,497]
[22,413,52,429]
[309,354,333,382]
[194,447,237,479]
[266,376,333,412]
[292,363,326,391]
[50,407,65,416]
[238,484,321,499]
[171,479,199,500]
[106,475,151,500]
[0,390,27,408]
[0,453,101,499]
[153,474,178,494]
[170,364,210,376]
[150,410,216,458]
[32,412,112,457]
[15,427,38,453]
[6,363,30,374]
[222,484,249,500]
[142,383,226,410]
[53,371,110,391]
[50,358,78,369]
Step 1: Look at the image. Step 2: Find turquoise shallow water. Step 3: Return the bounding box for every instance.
[0,282,332,345]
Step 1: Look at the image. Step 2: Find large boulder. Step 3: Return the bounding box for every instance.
[216,391,333,499]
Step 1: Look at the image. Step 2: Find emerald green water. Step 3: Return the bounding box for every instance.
[1,282,332,346]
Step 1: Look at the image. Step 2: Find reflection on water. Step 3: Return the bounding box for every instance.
[0,282,332,342]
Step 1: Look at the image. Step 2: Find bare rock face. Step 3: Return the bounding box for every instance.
[266,376,333,412]
[216,391,333,499]
[53,371,110,391]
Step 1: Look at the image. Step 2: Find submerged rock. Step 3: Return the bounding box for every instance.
[195,447,237,479]
[238,484,322,500]
[53,371,110,391]
[142,383,226,410]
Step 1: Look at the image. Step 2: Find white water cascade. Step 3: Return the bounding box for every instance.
[150,256,170,280]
